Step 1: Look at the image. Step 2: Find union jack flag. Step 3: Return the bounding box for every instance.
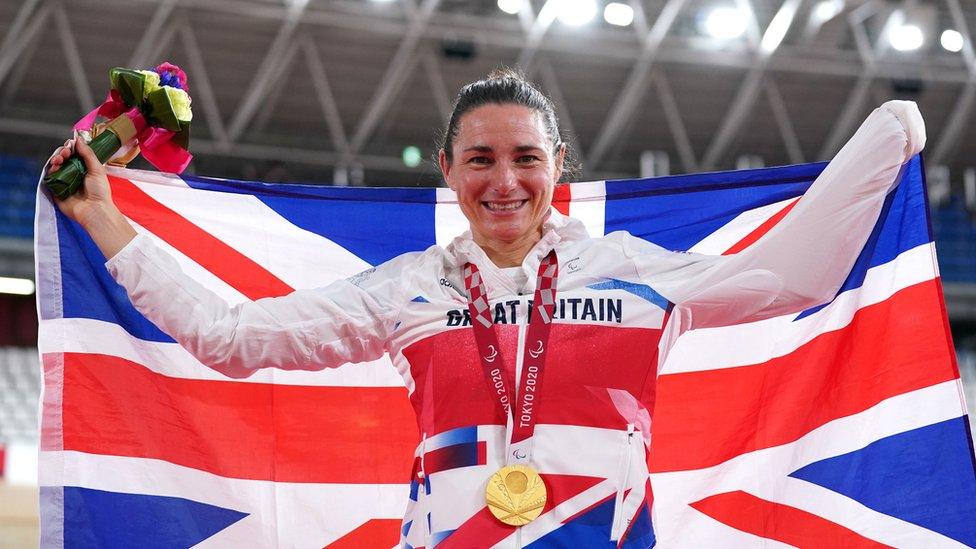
[34,156,976,547]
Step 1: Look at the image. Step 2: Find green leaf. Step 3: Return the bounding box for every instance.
[170,124,191,150]
[145,88,182,131]
[109,68,147,108]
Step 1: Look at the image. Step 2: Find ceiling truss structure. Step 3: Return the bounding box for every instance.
[1,0,976,187]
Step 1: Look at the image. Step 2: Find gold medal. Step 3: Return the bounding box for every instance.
[485,464,548,526]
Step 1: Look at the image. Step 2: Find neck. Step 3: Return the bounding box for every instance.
[474,228,543,268]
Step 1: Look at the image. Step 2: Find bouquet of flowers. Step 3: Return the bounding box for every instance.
[44,62,193,200]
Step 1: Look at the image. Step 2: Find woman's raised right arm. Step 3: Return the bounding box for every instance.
[48,136,410,378]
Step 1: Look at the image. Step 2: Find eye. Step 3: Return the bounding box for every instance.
[467,156,491,165]
[516,155,541,164]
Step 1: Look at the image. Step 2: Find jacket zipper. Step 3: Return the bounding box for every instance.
[611,423,635,542]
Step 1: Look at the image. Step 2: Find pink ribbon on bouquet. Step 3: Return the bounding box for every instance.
[73,89,192,174]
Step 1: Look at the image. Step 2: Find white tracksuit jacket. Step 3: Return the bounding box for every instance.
[107,101,925,548]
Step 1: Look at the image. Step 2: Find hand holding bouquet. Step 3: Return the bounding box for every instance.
[44,62,193,200]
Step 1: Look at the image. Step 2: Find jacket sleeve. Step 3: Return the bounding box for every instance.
[106,233,414,378]
[627,100,926,329]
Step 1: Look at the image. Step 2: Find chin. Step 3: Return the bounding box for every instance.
[483,222,535,243]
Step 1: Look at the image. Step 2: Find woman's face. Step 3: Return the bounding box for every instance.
[440,103,564,249]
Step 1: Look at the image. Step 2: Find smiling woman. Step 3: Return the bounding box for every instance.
[47,68,925,547]
[438,70,571,268]
[440,102,563,268]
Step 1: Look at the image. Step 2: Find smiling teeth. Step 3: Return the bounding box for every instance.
[486,201,525,211]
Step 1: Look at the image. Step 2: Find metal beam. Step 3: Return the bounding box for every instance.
[585,0,687,168]
[0,115,633,183]
[52,3,95,111]
[765,77,805,164]
[128,0,177,68]
[84,0,976,85]
[144,20,179,65]
[930,0,976,165]
[818,4,889,158]
[628,0,649,37]
[932,79,976,166]
[0,39,36,109]
[250,74,290,135]
[515,0,558,71]
[0,0,42,71]
[945,0,976,71]
[247,36,303,137]
[225,0,307,142]
[302,36,350,152]
[179,20,230,145]
[536,58,577,147]
[702,0,805,168]
[421,49,452,124]
[652,70,697,172]
[347,0,441,155]
[0,7,46,110]
[0,1,51,87]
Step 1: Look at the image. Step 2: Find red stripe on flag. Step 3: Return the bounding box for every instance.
[722,198,800,255]
[59,352,419,483]
[691,491,892,548]
[552,183,571,217]
[108,175,294,300]
[324,519,401,549]
[649,279,958,473]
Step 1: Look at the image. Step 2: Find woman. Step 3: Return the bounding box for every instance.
[48,70,924,547]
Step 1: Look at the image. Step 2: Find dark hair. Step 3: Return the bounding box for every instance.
[439,67,580,180]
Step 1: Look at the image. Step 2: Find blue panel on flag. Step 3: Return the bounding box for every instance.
[789,416,976,546]
[795,156,931,319]
[63,487,247,548]
[604,162,824,251]
[182,175,437,266]
[525,496,618,548]
[57,212,174,343]
[621,502,655,549]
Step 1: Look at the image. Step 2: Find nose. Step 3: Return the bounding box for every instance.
[493,164,518,195]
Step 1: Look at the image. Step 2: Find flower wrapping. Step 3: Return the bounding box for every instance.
[44,63,193,200]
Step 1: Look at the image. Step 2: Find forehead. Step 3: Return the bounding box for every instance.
[454,104,551,148]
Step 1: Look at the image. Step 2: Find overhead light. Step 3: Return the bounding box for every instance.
[402,146,422,168]
[497,0,522,15]
[701,6,748,40]
[603,2,634,27]
[811,0,844,24]
[555,0,597,27]
[0,277,34,295]
[941,29,964,53]
[889,23,924,52]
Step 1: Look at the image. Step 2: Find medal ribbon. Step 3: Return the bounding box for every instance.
[463,251,558,464]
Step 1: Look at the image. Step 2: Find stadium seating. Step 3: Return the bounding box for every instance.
[931,198,976,283]
[0,155,38,239]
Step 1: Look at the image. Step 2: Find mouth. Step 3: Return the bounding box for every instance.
[482,199,529,213]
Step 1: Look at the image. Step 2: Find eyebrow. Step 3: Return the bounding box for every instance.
[461,144,546,154]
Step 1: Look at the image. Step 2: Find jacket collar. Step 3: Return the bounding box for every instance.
[445,208,590,269]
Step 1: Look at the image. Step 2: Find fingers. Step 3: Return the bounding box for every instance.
[73,136,104,176]
[47,140,72,173]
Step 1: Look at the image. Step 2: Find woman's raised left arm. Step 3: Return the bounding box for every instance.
[646,100,925,329]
